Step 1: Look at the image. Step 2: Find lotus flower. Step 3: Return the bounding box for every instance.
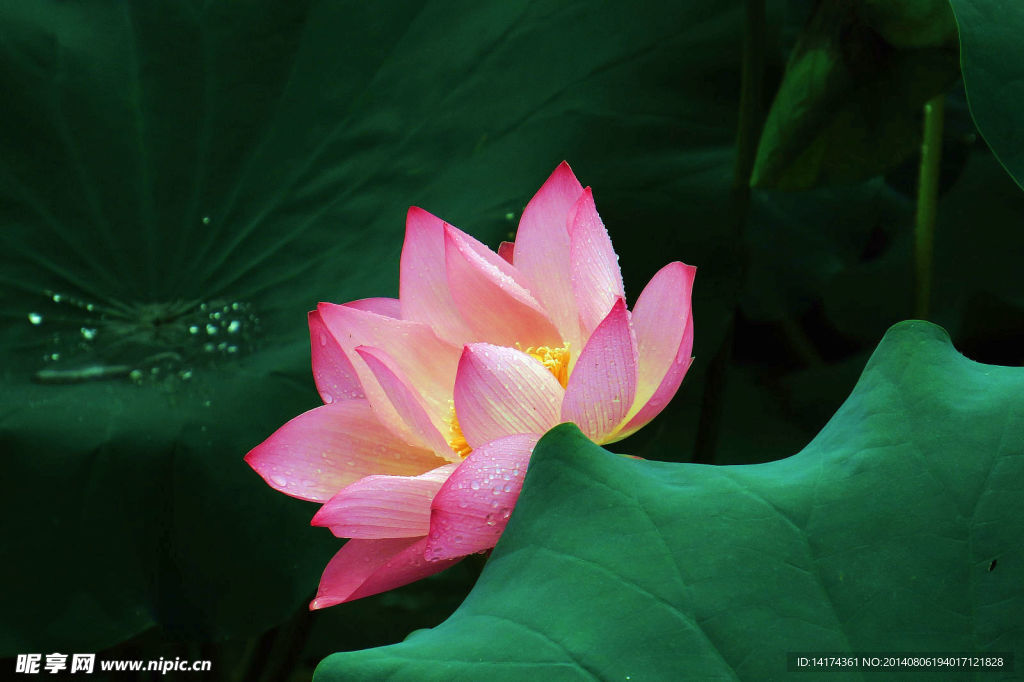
[246,163,695,608]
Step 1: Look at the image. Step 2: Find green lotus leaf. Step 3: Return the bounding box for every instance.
[949,0,1024,190]
[751,1,959,189]
[317,321,1023,679]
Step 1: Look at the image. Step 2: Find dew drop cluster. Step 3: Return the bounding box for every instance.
[26,290,262,386]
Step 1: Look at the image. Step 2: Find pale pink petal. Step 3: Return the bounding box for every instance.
[561,298,638,443]
[453,344,564,449]
[569,187,626,338]
[345,297,401,318]
[496,240,515,264]
[426,434,537,561]
[609,314,694,442]
[308,311,364,404]
[356,346,459,461]
[311,537,460,608]
[312,463,459,539]
[244,400,447,503]
[398,207,475,345]
[628,261,695,412]
[444,225,563,348]
[512,162,585,350]
[318,302,460,432]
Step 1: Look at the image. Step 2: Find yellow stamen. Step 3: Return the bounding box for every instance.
[517,343,571,388]
[445,400,472,458]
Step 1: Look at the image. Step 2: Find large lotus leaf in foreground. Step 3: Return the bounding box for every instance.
[317,321,1023,679]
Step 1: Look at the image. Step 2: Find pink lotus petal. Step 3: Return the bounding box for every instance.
[312,463,459,539]
[356,346,459,461]
[512,162,585,351]
[496,240,515,264]
[454,344,564,449]
[444,224,563,348]
[561,298,638,443]
[244,400,447,503]
[610,313,694,442]
[399,207,476,346]
[318,302,460,432]
[628,261,695,411]
[311,537,460,608]
[569,187,626,338]
[345,297,401,318]
[426,434,538,561]
[308,311,364,404]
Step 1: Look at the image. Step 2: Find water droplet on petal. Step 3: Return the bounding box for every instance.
[271,475,288,488]
[470,480,480,491]
[485,513,496,526]
[319,332,328,346]
[323,392,334,404]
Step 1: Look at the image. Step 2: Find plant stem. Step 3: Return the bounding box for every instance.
[914,93,945,320]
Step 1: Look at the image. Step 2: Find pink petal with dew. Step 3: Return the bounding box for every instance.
[318,302,460,437]
[356,346,459,461]
[561,298,638,443]
[569,187,626,339]
[496,240,515,264]
[311,536,460,609]
[399,207,476,346]
[454,344,564,450]
[626,261,695,414]
[444,224,563,348]
[244,400,448,503]
[312,463,459,539]
[345,297,401,318]
[426,434,538,561]
[609,313,693,442]
[308,311,364,404]
[512,161,585,351]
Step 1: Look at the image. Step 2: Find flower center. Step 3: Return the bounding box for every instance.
[445,400,472,459]
[518,342,571,388]
[445,342,570,458]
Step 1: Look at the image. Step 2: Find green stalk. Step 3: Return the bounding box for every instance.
[914,94,945,320]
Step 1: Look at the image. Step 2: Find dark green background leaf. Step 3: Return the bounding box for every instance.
[751,0,959,189]
[949,0,1024,189]
[318,322,1023,679]
[0,0,769,656]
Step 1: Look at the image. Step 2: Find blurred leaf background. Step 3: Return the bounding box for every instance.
[0,0,1020,679]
